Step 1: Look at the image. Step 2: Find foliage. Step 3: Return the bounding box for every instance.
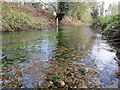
[100,14,120,23]
[80,11,92,23]
[92,14,120,35]
[57,2,97,22]
[110,3,118,15]
[91,9,99,18]
[68,2,87,20]
[57,2,72,21]
[31,3,43,8]
[88,2,100,18]
[100,15,120,32]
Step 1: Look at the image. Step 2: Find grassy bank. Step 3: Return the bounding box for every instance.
[100,15,120,34]
[91,14,120,50]
[2,2,55,32]
[91,14,120,39]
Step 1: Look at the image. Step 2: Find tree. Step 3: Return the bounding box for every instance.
[100,2,104,16]
[57,2,71,21]
[90,2,99,18]
[69,2,87,20]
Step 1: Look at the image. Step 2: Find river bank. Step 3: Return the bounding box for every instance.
[2,2,56,32]
[91,15,120,40]
[59,16,86,27]
[91,15,120,50]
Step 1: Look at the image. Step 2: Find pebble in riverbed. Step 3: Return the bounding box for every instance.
[54,80,65,88]
[2,64,23,88]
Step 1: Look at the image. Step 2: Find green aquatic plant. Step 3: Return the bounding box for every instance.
[2,52,28,65]
[2,56,13,65]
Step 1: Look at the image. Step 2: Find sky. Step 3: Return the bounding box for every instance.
[97,0,119,10]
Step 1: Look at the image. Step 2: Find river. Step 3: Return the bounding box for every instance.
[1,25,119,88]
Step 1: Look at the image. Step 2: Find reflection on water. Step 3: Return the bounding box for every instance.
[91,34,118,88]
[1,26,119,88]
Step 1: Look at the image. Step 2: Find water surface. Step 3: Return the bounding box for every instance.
[1,26,119,88]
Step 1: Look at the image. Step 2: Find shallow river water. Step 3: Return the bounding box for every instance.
[1,26,119,88]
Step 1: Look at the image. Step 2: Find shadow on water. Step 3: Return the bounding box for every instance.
[1,26,119,88]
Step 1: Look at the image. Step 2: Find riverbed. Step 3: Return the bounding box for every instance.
[1,25,119,88]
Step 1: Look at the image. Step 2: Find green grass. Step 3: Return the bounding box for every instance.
[2,4,47,31]
[99,14,120,33]
[100,14,120,23]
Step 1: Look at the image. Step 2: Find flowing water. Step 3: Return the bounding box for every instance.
[1,26,119,88]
